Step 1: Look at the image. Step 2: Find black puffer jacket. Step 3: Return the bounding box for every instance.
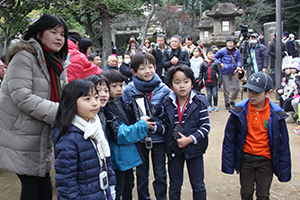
[162,47,190,72]
[247,43,269,71]
[268,39,287,69]
[199,59,222,86]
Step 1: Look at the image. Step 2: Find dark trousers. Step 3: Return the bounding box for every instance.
[168,154,206,200]
[240,153,273,200]
[115,169,134,200]
[206,85,218,107]
[17,172,52,200]
[136,142,167,200]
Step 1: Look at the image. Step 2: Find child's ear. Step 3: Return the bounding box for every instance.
[266,90,273,98]
[131,68,136,76]
[154,65,157,70]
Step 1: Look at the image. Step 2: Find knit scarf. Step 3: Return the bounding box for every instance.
[133,73,161,93]
[72,114,110,160]
[41,45,63,102]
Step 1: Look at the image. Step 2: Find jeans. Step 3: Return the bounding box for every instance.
[239,154,273,200]
[136,142,167,200]
[17,172,52,200]
[222,74,240,106]
[168,154,206,200]
[115,169,134,200]
[206,85,218,107]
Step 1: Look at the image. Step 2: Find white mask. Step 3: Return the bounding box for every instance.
[250,39,258,45]
[124,58,131,64]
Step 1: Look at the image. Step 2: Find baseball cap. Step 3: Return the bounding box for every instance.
[242,72,273,93]
[251,33,259,39]
[283,31,289,37]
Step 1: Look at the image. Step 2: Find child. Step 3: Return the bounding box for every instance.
[163,65,209,199]
[199,49,222,112]
[190,46,204,80]
[51,79,116,199]
[101,69,156,199]
[222,72,291,199]
[122,51,171,200]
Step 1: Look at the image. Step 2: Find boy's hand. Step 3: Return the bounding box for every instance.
[143,117,156,130]
[278,89,283,94]
[177,132,193,148]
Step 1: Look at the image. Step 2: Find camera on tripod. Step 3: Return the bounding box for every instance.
[239,24,249,41]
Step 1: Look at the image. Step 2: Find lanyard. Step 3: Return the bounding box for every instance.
[176,95,190,125]
[148,91,152,102]
[90,139,107,172]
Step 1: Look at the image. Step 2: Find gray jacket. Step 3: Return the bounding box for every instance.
[0,37,68,177]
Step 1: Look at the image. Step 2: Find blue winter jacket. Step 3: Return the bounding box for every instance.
[163,90,210,159]
[214,47,242,75]
[51,124,116,200]
[104,97,149,171]
[122,75,171,143]
[222,99,291,182]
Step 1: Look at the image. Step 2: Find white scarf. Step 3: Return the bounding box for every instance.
[72,114,110,159]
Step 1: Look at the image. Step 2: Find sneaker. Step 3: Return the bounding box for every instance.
[230,102,235,107]
[293,126,300,136]
[286,112,296,123]
[208,106,213,113]
[225,103,231,110]
[214,106,219,112]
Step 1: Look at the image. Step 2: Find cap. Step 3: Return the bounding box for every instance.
[283,31,289,37]
[251,33,259,39]
[242,72,273,93]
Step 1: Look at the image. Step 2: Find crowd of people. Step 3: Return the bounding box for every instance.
[0,14,296,200]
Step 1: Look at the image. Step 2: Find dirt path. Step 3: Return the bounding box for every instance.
[1,90,300,199]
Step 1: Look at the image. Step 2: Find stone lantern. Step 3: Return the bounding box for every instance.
[196,11,213,47]
[197,0,243,48]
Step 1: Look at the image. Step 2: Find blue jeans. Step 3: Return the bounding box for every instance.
[17,172,52,200]
[168,154,206,200]
[136,142,167,200]
[206,85,218,107]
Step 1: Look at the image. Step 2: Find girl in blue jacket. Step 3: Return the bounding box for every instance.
[51,79,116,200]
[163,65,210,200]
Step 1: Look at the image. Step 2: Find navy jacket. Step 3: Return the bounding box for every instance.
[152,45,170,77]
[163,90,210,159]
[214,47,241,75]
[51,125,116,200]
[247,43,269,71]
[222,99,291,182]
[119,62,132,84]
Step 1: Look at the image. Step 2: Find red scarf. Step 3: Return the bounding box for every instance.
[41,45,63,102]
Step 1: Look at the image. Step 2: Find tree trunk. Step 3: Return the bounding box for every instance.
[141,0,156,48]
[99,4,112,68]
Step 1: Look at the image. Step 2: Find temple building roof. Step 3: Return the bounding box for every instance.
[206,0,243,17]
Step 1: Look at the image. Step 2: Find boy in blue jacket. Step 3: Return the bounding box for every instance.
[101,69,156,200]
[222,72,291,200]
[122,52,171,200]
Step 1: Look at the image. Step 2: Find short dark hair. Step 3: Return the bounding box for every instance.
[100,69,125,84]
[23,14,69,60]
[122,53,130,59]
[85,74,109,91]
[171,35,182,42]
[166,64,195,87]
[131,51,156,72]
[185,35,193,41]
[80,37,92,55]
[0,55,7,65]
[88,53,100,62]
[55,79,97,137]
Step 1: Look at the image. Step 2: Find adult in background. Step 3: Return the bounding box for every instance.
[259,32,265,45]
[103,55,118,71]
[151,34,170,78]
[0,55,8,69]
[79,37,93,57]
[268,33,287,88]
[182,35,196,58]
[142,38,151,52]
[0,60,5,86]
[283,31,298,58]
[246,33,269,77]
[67,30,102,82]
[88,53,102,68]
[162,35,190,74]
[214,37,242,110]
[125,38,141,58]
[119,53,133,84]
[0,14,69,200]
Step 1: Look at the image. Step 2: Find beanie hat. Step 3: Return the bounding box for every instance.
[283,31,289,37]
[226,37,236,44]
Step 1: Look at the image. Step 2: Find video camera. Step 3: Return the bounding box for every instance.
[239,24,249,41]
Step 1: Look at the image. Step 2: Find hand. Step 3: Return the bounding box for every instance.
[177,132,193,148]
[171,56,179,65]
[236,66,242,71]
[262,68,267,73]
[143,117,156,130]
[220,63,224,69]
[277,89,283,94]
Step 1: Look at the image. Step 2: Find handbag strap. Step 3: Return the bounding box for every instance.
[230,53,238,67]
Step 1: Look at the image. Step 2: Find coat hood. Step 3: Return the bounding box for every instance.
[7,38,37,63]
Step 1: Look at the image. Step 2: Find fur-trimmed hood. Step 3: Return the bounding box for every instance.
[7,37,38,63]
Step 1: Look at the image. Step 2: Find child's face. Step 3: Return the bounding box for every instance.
[132,61,156,82]
[109,82,124,100]
[291,68,298,74]
[193,49,200,58]
[171,71,193,100]
[76,88,100,122]
[247,89,271,110]
[207,52,214,60]
[284,68,291,75]
[96,82,110,107]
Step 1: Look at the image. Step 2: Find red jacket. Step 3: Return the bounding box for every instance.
[67,39,102,82]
